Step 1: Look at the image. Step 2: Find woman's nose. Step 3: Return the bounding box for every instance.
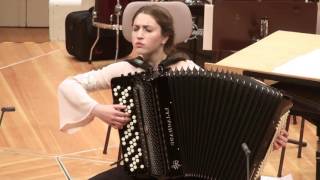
[136,29,144,38]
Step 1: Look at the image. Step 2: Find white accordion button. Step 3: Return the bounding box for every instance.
[116,85,121,89]
[113,88,117,92]
[132,115,136,119]
[140,165,144,169]
[125,158,129,162]
[129,99,133,103]
[128,86,132,90]
[114,92,118,96]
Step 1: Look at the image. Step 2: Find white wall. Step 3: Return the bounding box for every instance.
[0,0,48,27]
[0,0,27,27]
[27,0,49,27]
[49,0,94,40]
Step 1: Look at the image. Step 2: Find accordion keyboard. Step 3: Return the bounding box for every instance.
[112,84,146,173]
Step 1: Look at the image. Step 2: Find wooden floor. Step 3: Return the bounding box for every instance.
[0,28,317,179]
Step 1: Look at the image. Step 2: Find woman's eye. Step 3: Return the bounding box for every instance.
[144,28,152,32]
[133,26,139,31]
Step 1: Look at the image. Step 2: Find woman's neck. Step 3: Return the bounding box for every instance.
[144,50,167,68]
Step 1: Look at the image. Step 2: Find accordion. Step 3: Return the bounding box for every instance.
[111,69,291,180]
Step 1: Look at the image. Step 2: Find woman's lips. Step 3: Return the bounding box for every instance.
[135,42,144,48]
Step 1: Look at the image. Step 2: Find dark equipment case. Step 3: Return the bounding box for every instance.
[65,8,132,61]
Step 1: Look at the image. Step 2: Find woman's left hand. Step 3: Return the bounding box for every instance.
[273,129,289,150]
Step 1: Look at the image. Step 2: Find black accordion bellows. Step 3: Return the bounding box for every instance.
[111,69,291,180]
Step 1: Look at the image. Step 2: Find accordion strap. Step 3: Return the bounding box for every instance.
[124,56,153,71]
[124,52,190,72]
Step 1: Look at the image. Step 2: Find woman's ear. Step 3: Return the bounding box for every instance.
[161,36,169,45]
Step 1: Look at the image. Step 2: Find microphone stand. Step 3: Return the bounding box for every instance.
[242,142,251,180]
[0,106,15,126]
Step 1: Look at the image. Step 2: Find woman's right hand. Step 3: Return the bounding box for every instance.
[92,104,130,129]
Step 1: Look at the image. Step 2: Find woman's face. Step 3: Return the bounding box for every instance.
[132,13,168,57]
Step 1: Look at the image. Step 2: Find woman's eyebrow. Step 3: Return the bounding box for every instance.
[133,24,153,29]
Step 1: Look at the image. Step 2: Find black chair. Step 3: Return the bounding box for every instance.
[273,82,320,177]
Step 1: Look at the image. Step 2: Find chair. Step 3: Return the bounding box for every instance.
[102,1,193,163]
[277,112,307,177]
[272,82,315,177]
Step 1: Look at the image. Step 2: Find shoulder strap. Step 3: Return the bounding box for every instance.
[123,56,153,71]
[158,51,190,71]
[124,51,190,72]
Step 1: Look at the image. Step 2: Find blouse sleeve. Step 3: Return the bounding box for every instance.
[57,62,142,133]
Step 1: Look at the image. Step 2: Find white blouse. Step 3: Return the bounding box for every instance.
[58,60,200,133]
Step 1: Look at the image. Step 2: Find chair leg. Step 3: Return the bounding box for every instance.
[278,114,291,177]
[292,114,298,124]
[287,139,307,147]
[297,118,306,158]
[102,125,112,154]
[117,143,122,167]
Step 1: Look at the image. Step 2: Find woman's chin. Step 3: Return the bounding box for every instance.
[135,50,148,57]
